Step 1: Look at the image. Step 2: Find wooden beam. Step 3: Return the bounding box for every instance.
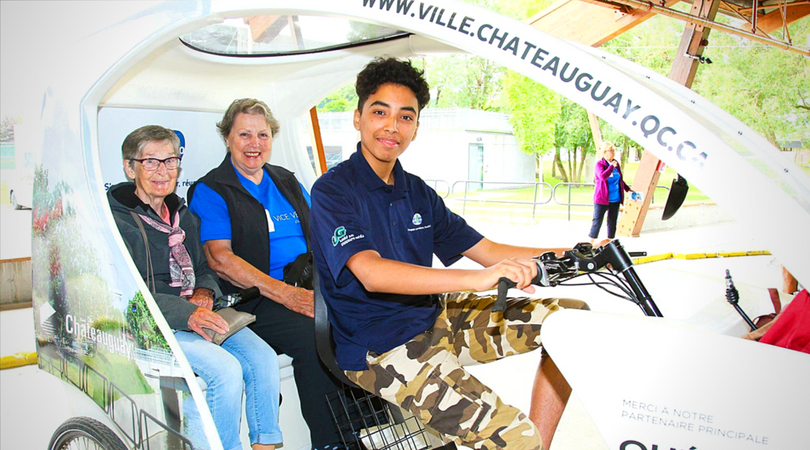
[616,150,662,237]
[244,15,285,42]
[527,0,683,47]
[0,301,32,312]
[735,0,810,13]
[587,111,603,153]
[618,0,721,237]
[669,0,722,86]
[757,4,810,33]
[604,0,809,54]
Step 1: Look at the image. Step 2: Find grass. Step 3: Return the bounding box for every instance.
[78,347,155,409]
[443,160,715,224]
[84,348,154,397]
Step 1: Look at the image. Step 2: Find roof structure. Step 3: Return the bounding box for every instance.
[528,0,809,54]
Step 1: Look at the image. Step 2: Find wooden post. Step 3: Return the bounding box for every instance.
[309,107,328,175]
[616,150,662,237]
[617,0,720,237]
[587,111,603,153]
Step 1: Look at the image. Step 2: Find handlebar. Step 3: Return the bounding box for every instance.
[493,240,662,317]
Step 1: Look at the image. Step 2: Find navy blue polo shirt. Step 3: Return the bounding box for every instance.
[311,147,483,370]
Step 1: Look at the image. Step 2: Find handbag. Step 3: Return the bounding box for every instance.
[130,211,256,345]
[283,251,314,290]
[204,307,256,345]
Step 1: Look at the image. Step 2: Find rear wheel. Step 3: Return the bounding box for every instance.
[48,417,127,450]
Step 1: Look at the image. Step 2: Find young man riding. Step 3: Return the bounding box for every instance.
[311,57,587,450]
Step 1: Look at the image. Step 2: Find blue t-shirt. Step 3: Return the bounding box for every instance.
[188,163,311,280]
[607,168,621,203]
[311,147,483,370]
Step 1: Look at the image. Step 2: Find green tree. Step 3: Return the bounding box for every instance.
[554,98,594,182]
[504,69,560,179]
[348,21,399,42]
[599,119,642,166]
[432,0,558,110]
[691,21,810,147]
[601,14,681,79]
[317,83,358,113]
[423,54,503,110]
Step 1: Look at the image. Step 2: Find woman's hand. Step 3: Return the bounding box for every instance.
[188,307,229,341]
[279,285,315,318]
[188,288,214,310]
[204,239,314,316]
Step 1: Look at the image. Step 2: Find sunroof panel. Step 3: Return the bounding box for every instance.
[180,15,409,56]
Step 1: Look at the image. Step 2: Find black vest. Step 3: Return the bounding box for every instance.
[188,154,311,295]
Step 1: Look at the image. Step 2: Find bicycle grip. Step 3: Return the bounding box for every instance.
[493,277,516,312]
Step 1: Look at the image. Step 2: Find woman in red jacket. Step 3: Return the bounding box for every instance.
[589,141,633,244]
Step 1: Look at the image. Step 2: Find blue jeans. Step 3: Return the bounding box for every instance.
[589,202,621,239]
[175,328,282,450]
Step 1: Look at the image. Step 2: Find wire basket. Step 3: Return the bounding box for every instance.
[326,385,432,450]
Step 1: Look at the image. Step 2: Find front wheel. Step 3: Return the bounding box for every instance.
[48,417,127,450]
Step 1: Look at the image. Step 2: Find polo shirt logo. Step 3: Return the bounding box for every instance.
[331,226,365,247]
[332,226,347,247]
[412,213,422,226]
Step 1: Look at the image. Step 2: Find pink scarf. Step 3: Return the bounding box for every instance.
[137,211,196,297]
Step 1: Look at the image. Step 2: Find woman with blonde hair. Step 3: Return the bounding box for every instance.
[589,141,633,244]
[188,98,344,449]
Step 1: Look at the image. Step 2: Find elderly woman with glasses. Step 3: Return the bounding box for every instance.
[107,125,282,450]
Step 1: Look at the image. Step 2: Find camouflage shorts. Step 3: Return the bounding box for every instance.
[345,293,588,450]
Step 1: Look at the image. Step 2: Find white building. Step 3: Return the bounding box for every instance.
[307,108,537,194]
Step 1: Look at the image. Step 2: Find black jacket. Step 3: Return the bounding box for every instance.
[108,182,222,330]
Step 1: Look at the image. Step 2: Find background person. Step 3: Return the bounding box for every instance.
[188,99,343,450]
[589,141,633,244]
[108,125,281,450]
[742,266,807,351]
[311,57,588,450]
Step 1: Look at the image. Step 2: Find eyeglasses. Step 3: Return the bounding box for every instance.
[130,156,181,171]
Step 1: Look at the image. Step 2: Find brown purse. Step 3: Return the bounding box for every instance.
[203,307,256,345]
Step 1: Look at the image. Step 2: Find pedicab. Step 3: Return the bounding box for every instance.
[21,0,809,449]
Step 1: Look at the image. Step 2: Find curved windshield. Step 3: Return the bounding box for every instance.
[180,15,409,56]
